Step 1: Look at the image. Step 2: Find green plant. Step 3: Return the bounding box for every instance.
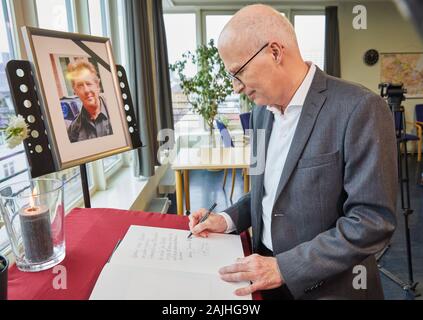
[170,39,233,135]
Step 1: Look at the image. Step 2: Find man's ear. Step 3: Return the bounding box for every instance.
[269,42,283,64]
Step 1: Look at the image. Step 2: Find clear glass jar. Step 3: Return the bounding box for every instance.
[0,178,65,272]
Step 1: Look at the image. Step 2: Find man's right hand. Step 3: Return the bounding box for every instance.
[188,208,228,238]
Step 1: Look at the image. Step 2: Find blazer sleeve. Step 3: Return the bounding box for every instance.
[276,93,398,299]
[224,192,252,234]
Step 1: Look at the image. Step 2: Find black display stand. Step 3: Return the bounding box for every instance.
[6,60,142,208]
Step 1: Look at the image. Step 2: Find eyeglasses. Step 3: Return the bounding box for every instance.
[226,43,269,88]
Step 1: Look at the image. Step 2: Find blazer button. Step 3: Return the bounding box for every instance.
[274,211,285,217]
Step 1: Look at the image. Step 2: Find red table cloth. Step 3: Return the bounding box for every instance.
[8,208,258,300]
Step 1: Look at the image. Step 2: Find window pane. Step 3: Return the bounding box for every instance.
[36,0,71,32]
[0,0,28,253]
[104,155,121,172]
[294,15,326,70]
[117,0,128,69]
[164,13,197,127]
[206,15,232,45]
[206,15,240,129]
[88,0,106,36]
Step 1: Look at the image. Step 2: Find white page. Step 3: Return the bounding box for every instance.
[90,264,251,300]
[110,226,245,275]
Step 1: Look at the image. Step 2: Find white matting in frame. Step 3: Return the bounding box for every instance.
[23,27,132,170]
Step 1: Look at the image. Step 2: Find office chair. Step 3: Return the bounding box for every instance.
[394,111,420,162]
[415,104,423,162]
[239,112,251,135]
[215,119,237,201]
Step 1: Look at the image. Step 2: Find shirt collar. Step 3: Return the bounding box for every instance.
[267,62,316,115]
[81,97,109,121]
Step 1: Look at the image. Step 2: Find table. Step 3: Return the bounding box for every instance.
[172,147,251,216]
[7,208,258,300]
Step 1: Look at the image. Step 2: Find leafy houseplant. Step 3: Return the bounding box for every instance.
[170,39,233,139]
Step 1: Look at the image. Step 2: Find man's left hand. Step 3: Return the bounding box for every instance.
[219,254,284,296]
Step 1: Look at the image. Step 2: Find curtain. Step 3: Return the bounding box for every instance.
[324,6,341,77]
[152,0,174,133]
[124,0,174,178]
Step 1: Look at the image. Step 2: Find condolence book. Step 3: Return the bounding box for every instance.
[90,225,252,300]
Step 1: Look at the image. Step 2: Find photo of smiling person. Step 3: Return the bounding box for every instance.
[65,59,113,143]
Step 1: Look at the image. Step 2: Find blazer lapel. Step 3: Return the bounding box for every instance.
[257,110,274,191]
[272,69,328,206]
[253,109,274,236]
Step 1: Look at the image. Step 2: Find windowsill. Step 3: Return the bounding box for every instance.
[90,166,148,210]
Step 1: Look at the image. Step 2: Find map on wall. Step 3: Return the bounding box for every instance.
[381,52,423,98]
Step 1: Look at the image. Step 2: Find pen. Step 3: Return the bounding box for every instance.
[187,203,217,239]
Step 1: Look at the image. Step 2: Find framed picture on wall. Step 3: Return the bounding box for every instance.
[22,26,133,170]
[380,52,423,98]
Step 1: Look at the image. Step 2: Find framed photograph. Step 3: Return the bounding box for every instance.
[22,27,132,170]
[380,52,423,98]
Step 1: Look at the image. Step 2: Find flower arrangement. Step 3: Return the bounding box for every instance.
[0,115,30,149]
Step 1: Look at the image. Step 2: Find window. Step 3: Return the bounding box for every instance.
[294,14,326,70]
[88,0,108,36]
[35,0,74,32]
[164,13,197,127]
[0,0,28,191]
[205,14,240,129]
[117,0,128,71]
[0,0,29,254]
[3,162,14,177]
[205,15,232,45]
[104,155,121,172]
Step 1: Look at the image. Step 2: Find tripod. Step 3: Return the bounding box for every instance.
[376,84,419,299]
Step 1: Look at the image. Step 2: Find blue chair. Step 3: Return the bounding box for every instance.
[215,119,237,201]
[239,112,251,135]
[394,111,420,162]
[415,104,423,161]
[215,119,235,148]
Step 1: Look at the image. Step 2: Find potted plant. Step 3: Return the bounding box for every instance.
[170,39,233,143]
[0,254,8,300]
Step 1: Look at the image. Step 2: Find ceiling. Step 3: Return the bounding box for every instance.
[164,0,388,8]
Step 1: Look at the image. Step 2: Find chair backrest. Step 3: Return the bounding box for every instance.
[416,104,423,122]
[394,111,403,131]
[239,112,251,135]
[215,119,234,148]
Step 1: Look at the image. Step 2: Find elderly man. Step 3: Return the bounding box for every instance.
[67,60,113,143]
[189,4,397,300]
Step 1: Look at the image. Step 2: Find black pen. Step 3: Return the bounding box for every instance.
[187,203,217,239]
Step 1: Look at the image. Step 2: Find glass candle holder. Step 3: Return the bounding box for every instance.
[0,179,65,272]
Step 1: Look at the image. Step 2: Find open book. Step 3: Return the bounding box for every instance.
[89,226,252,300]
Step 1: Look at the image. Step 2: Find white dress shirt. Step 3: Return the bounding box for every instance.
[220,63,316,251]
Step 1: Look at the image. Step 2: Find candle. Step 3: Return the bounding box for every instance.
[19,192,54,263]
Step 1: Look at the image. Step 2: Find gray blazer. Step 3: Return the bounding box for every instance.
[225,68,398,300]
